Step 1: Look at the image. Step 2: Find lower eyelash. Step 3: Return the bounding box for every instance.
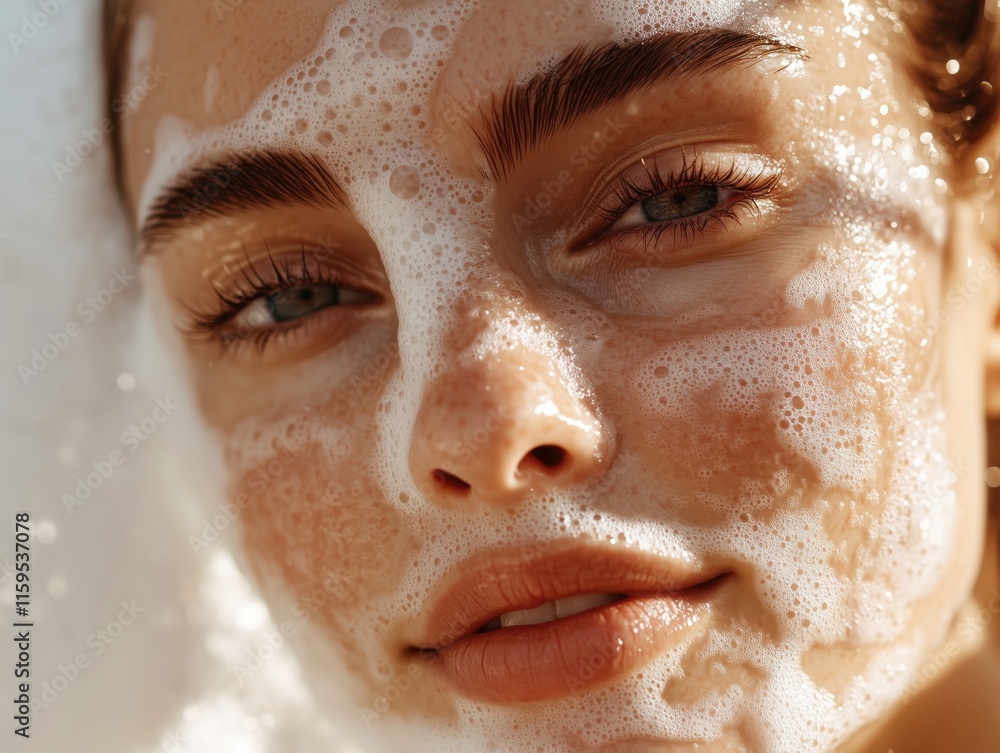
[608,195,763,250]
[182,305,313,357]
[217,323,308,357]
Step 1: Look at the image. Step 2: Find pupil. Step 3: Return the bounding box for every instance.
[265,284,340,323]
[641,185,719,222]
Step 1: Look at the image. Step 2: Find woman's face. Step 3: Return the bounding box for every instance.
[121,0,995,750]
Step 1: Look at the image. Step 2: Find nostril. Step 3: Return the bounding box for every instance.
[432,469,471,495]
[520,444,569,474]
[531,445,567,468]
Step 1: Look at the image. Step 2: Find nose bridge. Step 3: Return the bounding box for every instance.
[408,294,607,508]
[438,284,531,358]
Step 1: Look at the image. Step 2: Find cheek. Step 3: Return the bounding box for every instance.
[623,320,875,512]
[225,406,420,675]
[612,239,937,522]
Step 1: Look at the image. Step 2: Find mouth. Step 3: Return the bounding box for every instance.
[412,542,727,703]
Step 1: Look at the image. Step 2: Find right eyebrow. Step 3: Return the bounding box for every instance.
[140,151,347,253]
[476,29,805,182]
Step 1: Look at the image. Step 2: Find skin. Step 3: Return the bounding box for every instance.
[117,1,1000,750]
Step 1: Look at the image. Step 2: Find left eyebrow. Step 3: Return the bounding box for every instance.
[475,29,804,181]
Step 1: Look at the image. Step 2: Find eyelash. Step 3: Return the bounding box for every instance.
[182,245,358,356]
[588,153,781,251]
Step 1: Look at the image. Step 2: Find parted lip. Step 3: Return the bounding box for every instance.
[414,539,723,652]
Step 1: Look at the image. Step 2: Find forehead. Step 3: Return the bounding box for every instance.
[121,0,886,212]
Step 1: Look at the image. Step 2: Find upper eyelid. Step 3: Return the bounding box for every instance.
[555,139,779,217]
[206,240,385,293]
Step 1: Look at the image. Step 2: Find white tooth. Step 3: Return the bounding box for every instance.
[553,593,619,620]
[495,594,621,629]
[499,600,557,628]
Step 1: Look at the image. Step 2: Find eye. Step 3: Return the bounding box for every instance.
[551,151,783,317]
[608,184,737,233]
[233,282,375,329]
[572,151,782,258]
[182,246,385,357]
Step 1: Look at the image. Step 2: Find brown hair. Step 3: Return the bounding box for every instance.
[899,0,1000,152]
[102,0,133,199]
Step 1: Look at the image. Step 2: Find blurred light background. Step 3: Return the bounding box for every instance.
[0,2,362,750]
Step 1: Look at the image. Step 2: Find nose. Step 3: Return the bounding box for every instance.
[409,349,606,507]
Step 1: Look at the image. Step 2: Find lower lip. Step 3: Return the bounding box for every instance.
[432,586,718,704]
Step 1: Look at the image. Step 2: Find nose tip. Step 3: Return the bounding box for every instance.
[409,353,605,507]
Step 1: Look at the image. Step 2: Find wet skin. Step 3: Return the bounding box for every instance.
[118,1,1000,750]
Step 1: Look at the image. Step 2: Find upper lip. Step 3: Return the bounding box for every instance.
[414,539,721,651]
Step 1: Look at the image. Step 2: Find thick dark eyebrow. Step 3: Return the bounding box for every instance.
[476,29,804,181]
[140,151,346,251]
